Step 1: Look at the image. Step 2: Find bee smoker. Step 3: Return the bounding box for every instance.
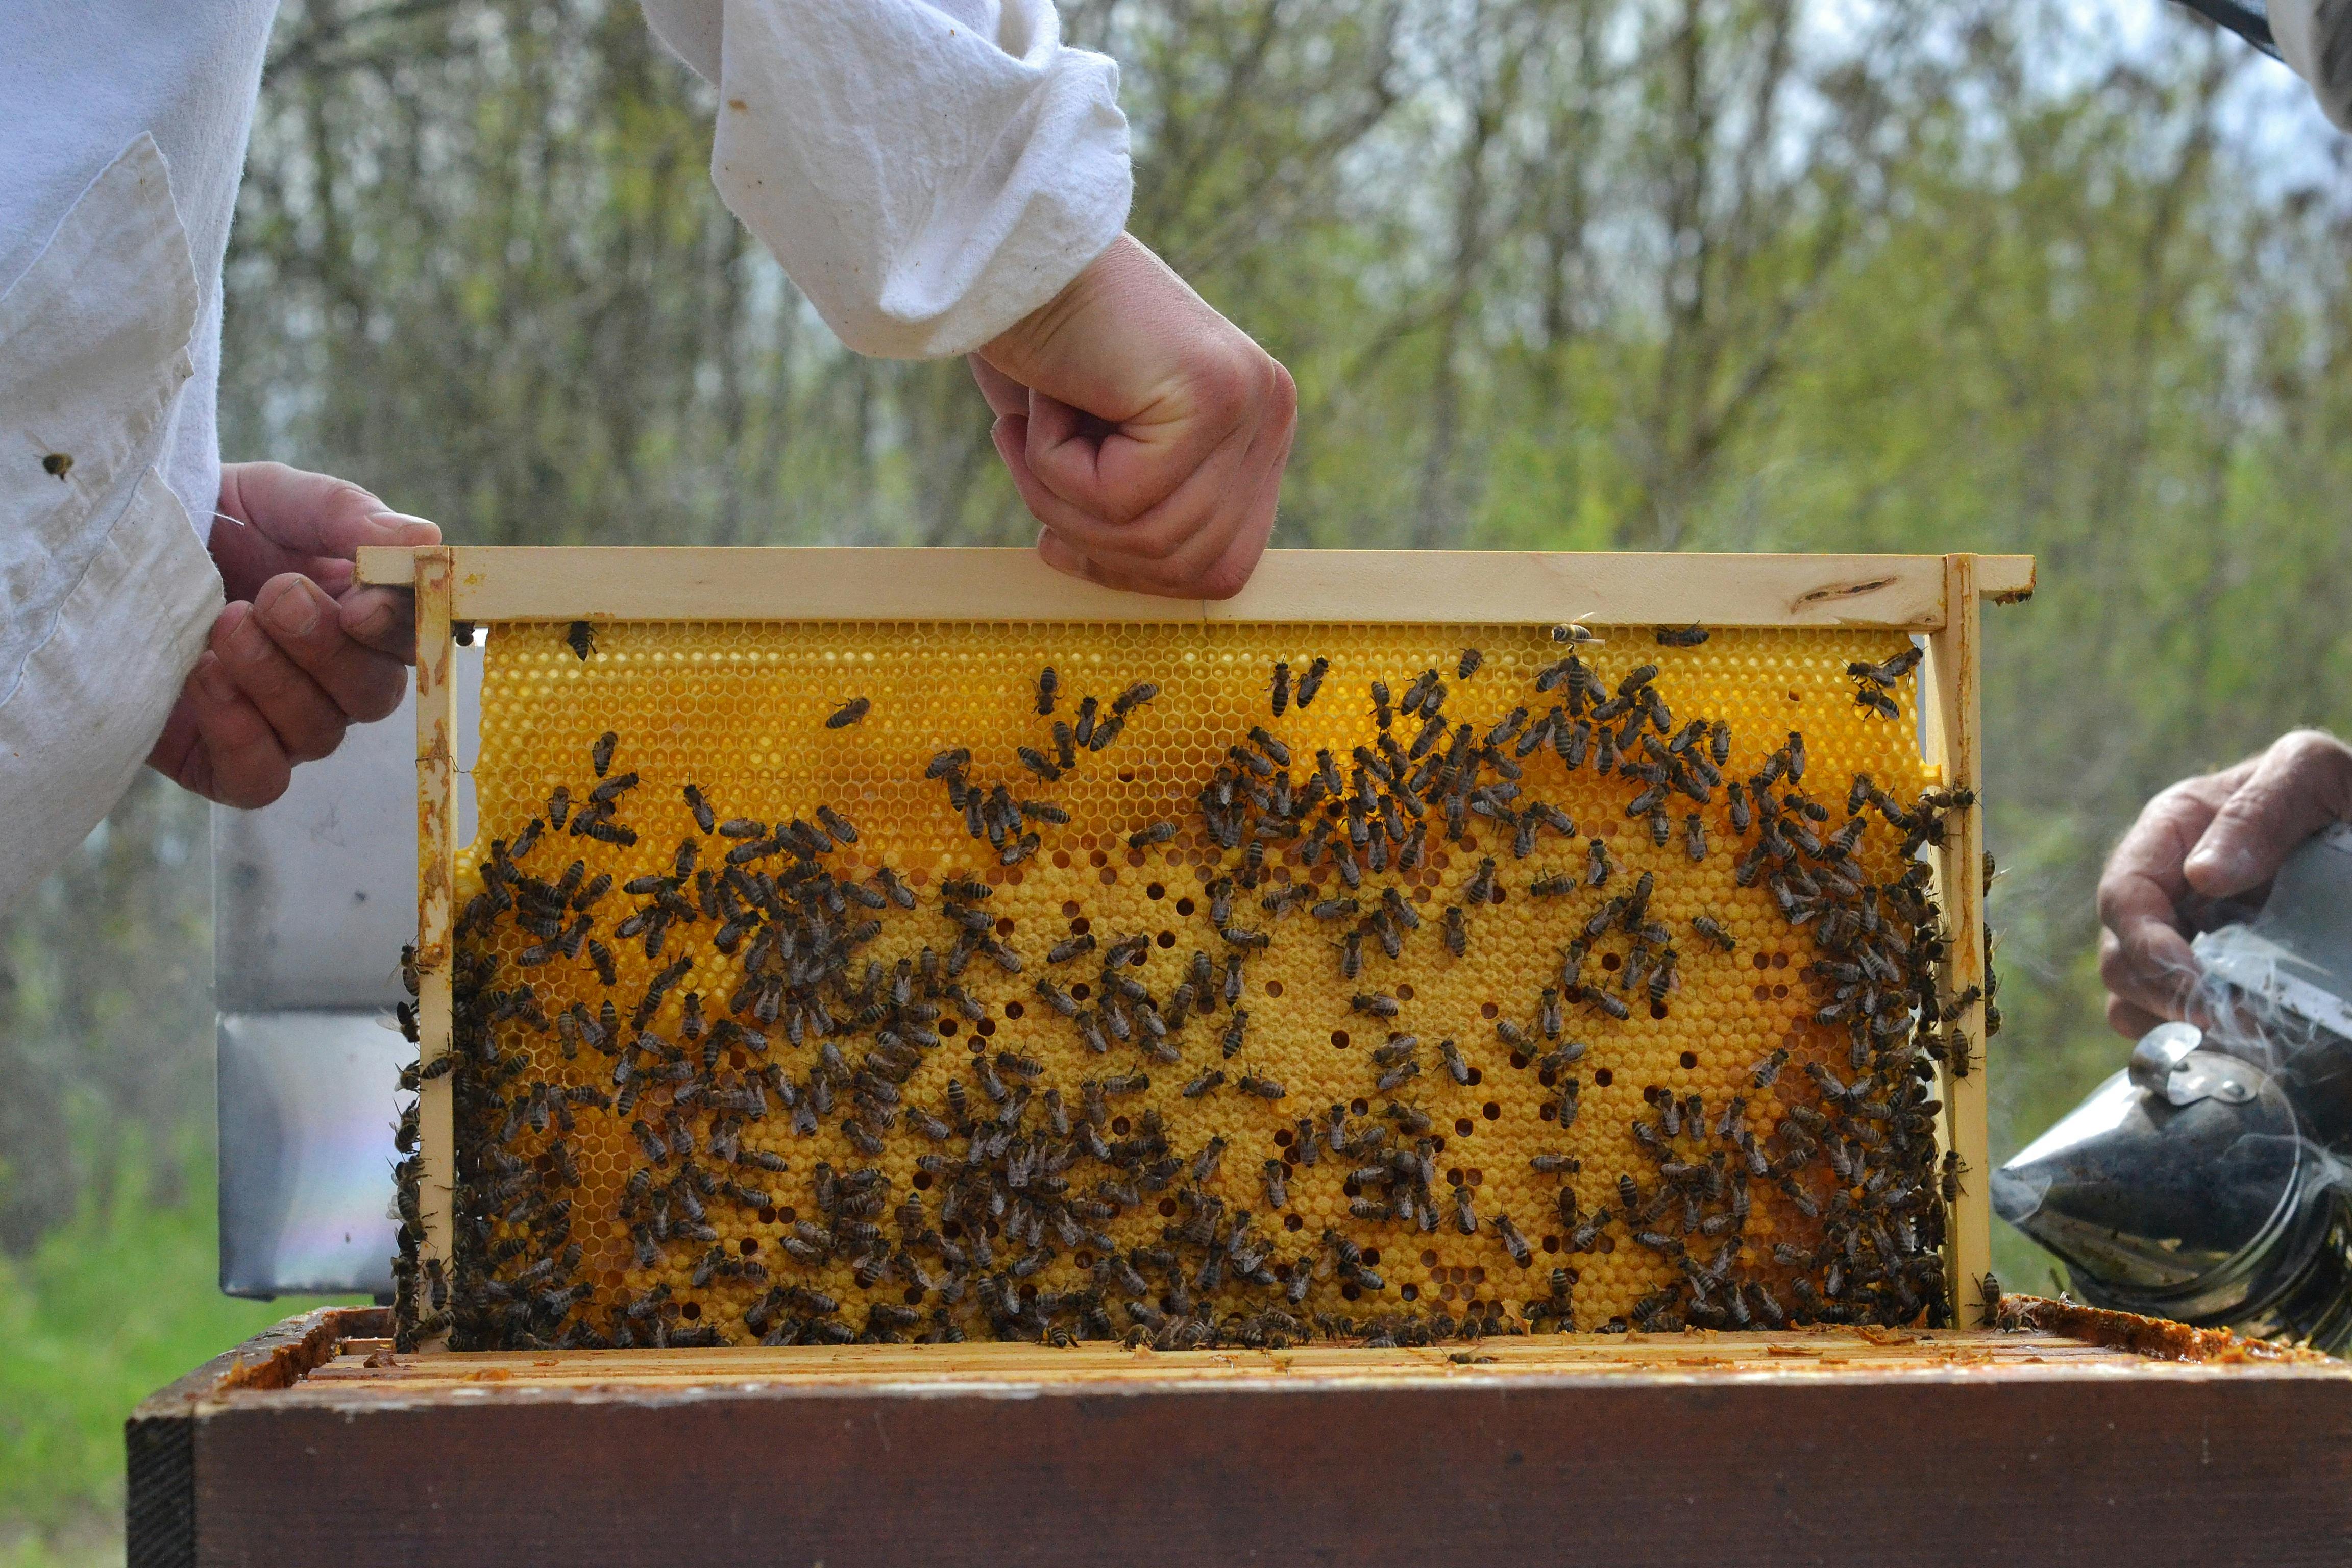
[1994,824,2352,1351]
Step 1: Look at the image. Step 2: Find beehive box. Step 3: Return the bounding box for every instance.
[357,547,2025,1355]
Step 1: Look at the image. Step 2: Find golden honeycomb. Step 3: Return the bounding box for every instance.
[397,618,1957,1350]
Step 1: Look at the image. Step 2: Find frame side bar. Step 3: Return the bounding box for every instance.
[413,549,457,1346]
[1931,554,1993,1328]
[352,547,2032,629]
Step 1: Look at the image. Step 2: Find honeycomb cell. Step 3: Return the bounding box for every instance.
[407,620,1959,1352]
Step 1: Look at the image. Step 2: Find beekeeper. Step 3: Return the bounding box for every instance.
[0,0,1296,906]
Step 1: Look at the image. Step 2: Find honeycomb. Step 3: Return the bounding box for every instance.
[391,619,1964,1351]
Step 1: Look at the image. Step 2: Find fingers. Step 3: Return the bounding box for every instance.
[1032,413,1287,600]
[2095,770,2239,1034]
[146,652,292,809]
[212,600,350,766]
[146,574,414,809]
[337,585,419,661]
[975,233,1297,601]
[2184,729,2352,898]
[1020,345,1279,533]
[2097,919,2200,1035]
[212,461,439,602]
[252,574,410,723]
[997,359,1291,598]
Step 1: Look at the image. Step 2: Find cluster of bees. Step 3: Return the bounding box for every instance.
[389,618,1978,1352]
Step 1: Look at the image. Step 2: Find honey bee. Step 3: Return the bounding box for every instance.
[1129,821,1178,849]
[1223,1009,1250,1059]
[1184,1068,1226,1098]
[1238,1070,1286,1100]
[1453,1187,1478,1235]
[1941,1150,1968,1203]
[674,782,713,835]
[592,730,618,777]
[1655,623,1708,647]
[1848,646,1924,685]
[566,620,596,660]
[1855,686,1900,720]
[1786,730,1806,783]
[1192,1136,1229,1183]
[1263,1160,1290,1208]
[1269,660,1291,716]
[1439,1037,1471,1085]
[1369,680,1393,731]
[1550,622,1599,645]
[1591,991,1630,1022]
[1351,992,1401,1019]
[1685,813,1708,862]
[1296,656,1330,708]
[1442,905,1467,958]
[1037,666,1059,714]
[1112,681,1159,716]
[926,747,971,779]
[1457,648,1483,680]
[1496,1213,1532,1266]
[1649,810,1671,848]
[826,697,872,729]
[1691,915,1735,952]
[1047,933,1094,965]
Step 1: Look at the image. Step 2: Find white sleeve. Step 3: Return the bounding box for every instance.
[2272,0,2352,131]
[641,0,1132,359]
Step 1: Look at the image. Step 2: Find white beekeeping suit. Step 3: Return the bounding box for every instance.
[2273,0,2352,127]
[0,0,1131,910]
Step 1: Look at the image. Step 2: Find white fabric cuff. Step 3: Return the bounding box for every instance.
[2272,0,2352,131]
[643,0,1133,359]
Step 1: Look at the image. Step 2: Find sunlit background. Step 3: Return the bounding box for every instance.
[6,0,2350,1557]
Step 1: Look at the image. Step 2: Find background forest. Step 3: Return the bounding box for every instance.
[6,0,2351,1556]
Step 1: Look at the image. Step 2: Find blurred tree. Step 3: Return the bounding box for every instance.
[6,0,2349,1286]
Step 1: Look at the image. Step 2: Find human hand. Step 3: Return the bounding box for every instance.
[969,233,1296,600]
[2096,730,2352,1036]
[147,462,440,808]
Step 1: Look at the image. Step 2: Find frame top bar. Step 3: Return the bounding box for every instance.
[356,546,2034,629]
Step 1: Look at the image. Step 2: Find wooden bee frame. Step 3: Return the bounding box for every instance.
[355,545,2032,1345]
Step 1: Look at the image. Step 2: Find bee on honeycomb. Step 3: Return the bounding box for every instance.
[390,620,1965,1351]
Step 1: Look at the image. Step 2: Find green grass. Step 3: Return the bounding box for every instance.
[0,1161,360,1565]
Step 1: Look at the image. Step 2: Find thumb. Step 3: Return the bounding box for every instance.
[2185,730,2352,898]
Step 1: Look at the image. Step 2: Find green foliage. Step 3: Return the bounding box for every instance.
[0,1147,357,1558]
[0,779,211,1252]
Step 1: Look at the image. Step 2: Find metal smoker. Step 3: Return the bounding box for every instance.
[1996,824,2352,1351]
